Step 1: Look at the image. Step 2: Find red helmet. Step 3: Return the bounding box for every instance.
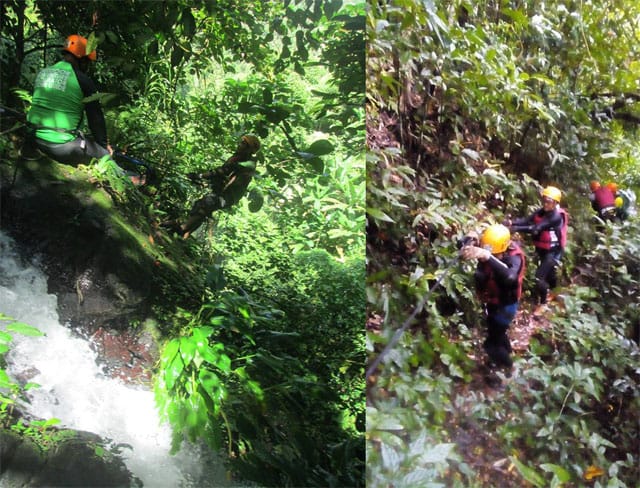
[63,35,97,61]
[590,181,601,192]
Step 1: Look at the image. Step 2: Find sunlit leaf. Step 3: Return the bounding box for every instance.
[179,336,196,365]
[509,457,546,487]
[367,207,395,223]
[421,443,456,464]
[306,140,334,156]
[584,465,605,480]
[6,322,44,337]
[0,369,14,389]
[540,463,571,482]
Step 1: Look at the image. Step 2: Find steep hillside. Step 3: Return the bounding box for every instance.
[366,2,640,487]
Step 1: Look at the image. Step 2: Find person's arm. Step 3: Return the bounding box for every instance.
[531,209,562,234]
[200,163,232,180]
[511,212,536,233]
[74,67,108,148]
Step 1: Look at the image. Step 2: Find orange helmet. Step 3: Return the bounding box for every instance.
[63,35,97,61]
[590,181,601,191]
[605,182,618,193]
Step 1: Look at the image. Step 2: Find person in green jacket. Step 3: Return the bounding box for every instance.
[26,34,113,165]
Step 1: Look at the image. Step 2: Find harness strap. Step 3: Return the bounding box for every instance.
[599,206,616,218]
[26,121,82,137]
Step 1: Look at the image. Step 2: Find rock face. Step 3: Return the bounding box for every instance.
[1,159,154,331]
[0,157,201,332]
[0,429,139,487]
[0,155,202,486]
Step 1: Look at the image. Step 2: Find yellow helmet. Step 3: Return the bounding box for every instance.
[615,196,624,208]
[241,135,261,153]
[542,186,562,203]
[480,224,511,254]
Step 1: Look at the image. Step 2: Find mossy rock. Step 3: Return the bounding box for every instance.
[0,155,203,331]
[0,427,138,487]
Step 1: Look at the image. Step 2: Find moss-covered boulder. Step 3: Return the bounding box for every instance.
[0,428,138,487]
[0,155,203,332]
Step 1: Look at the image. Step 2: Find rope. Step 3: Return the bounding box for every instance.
[366,256,459,378]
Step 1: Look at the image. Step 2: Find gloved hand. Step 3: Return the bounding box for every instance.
[460,246,491,262]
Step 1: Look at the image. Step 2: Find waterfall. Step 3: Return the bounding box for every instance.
[0,231,230,487]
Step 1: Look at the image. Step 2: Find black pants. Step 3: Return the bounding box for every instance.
[484,303,517,368]
[534,248,562,304]
[34,136,110,166]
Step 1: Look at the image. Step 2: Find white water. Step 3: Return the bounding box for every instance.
[0,231,229,487]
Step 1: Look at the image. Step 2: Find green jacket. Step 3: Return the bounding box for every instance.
[27,61,84,143]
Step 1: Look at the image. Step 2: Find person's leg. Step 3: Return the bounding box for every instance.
[484,304,517,368]
[535,252,558,304]
[36,137,109,166]
[161,194,223,237]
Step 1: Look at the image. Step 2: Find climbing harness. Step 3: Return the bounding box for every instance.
[366,256,460,379]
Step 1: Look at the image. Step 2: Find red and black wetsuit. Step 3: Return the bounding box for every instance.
[474,243,525,368]
[512,206,565,304]
[589,187,616,221]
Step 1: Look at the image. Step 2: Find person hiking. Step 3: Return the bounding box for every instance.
[26,34,113,166]
[589,181,617,222]
[615,187,636,221]
[508,186,568,317]
[161,134,261,238]
[460,224,525,371]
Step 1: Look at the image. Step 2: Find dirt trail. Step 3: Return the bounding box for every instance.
[450,296,563,486]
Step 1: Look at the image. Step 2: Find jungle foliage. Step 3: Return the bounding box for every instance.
[1,1,365,486]
[367,1,639,487]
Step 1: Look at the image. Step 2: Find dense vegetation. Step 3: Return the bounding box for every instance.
[367,1,639,487]
[0,1,365,486]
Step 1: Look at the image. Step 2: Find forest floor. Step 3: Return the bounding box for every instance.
[366,106,571,486]
[450,296,560,486]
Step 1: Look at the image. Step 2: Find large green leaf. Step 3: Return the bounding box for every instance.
[306,139,334,156]
[6,322,44,337]
[0,331,13,344]
[509,457,546,487]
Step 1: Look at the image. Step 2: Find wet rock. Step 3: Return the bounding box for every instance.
[89,326,159,385]
[0,157,202,332]
[0,428,139,487]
